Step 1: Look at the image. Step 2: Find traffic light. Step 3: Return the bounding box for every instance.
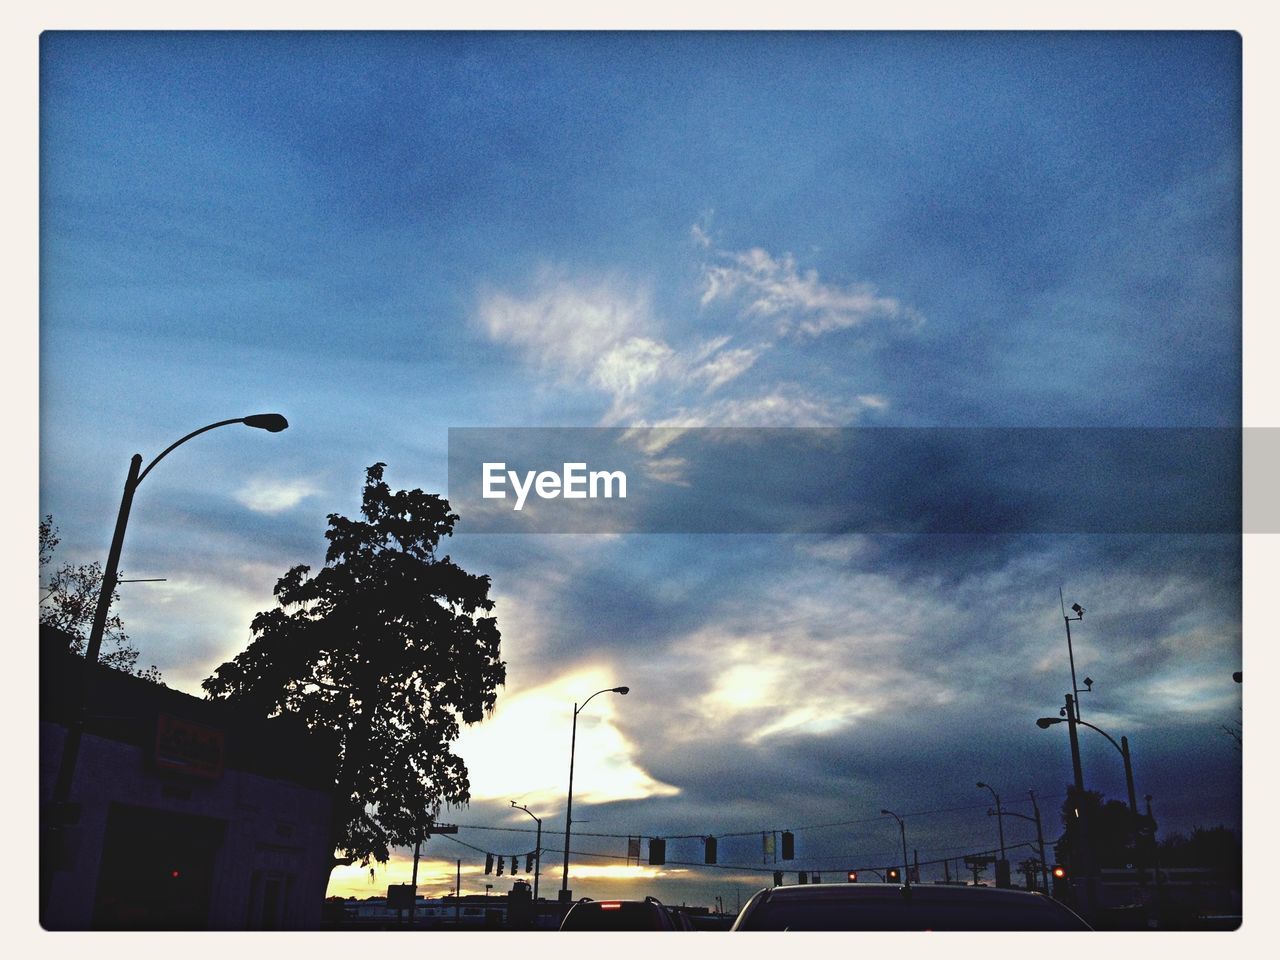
[485,854,493,875]
[1051,864,1067,898]
[649,838,666,866]
[497,856,504,876]
[846,870,858,883]
[781,831,795,860]
[510,854,519,874]
[798,871,808,885]
[704,836,717,865]
[886,867,900,882]
[772,871,784,886]
[526,853,534,872]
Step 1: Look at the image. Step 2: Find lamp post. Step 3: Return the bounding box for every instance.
[1037,709,1140,916]
[976,782,1006,862]
[1036,715,1137,818]
[880,809,910,889]
[990,796,1050,893]
[561,685,629,904]
[41,414,289,918]
[511,801,543,901]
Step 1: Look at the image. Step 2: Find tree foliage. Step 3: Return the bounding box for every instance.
[1158,826,1241,885]
[202,464,506,868]
[39,515,162,681]
[1054,786,1155,870]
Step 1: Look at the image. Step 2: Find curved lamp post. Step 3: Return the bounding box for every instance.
[43,414,289,917]
[880,809,910,889]
[77,414,289,669]
[511,800,543,901]
[560,685,629,903]
[988,792,1051,893]
[1036,715,1137,817]
[976,781,1007,864]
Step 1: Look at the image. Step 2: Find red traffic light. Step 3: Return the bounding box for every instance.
[846,870,858,883]
[1052,865,1067,879]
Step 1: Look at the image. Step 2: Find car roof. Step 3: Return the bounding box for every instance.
[762,883,1054,903]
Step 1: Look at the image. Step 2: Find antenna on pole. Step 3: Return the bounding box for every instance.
[1059,584,1067,618]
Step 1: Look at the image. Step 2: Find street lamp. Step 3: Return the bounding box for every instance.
[880,809,910,889]
[976,781,1007,871]
[561,685,629,903]
[511,800,543,901]
[1035,715,1138,818]
[42,414,289,918]
[988,792,1050,893]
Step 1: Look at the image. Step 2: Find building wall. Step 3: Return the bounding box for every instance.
[41,721,334,930]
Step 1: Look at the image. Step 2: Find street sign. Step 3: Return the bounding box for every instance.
[387,884,417,909]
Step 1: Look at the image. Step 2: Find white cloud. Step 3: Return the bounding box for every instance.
[701,246,922,337]
[590,336,675,398]
[456,666,679,807]
[477,268,653,380]
[234,477,318,514]
[475,224,920,436]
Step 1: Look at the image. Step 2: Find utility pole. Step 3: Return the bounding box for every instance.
[1030,790,1050,895]
[408,822,422,927]
[455,860,461,926]
[1061,591,1086,721]
[510,801,543,901]
[1065,694,1085,794]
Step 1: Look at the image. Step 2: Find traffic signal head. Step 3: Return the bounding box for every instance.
[781,831,795,860]
[886,867,900,882]
[846,870,858,883]
[1052,865,1066,879]
[649,838,666,866]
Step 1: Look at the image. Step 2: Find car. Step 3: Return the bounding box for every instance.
[730,883,1093,931]
[559,896,679,931]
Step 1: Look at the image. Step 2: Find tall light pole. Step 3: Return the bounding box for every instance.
[42,413,289,918]
[561,685,629,904]
[1038,707,1140,918]
[1060,591,1087,721]
[976,781,1007,880]
[511,800,542,901]
[1036,715,1138,819]
[991,796,1050,893]
[880,809,910,889]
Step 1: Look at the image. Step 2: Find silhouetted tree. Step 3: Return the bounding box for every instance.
[1158,826,1241,887]
[39,515,162,681]
[202,464,506,871]
[1054,786,1139,870]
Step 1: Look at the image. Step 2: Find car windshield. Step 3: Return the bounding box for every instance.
[561,902,669,931]
[739,892,1090,931]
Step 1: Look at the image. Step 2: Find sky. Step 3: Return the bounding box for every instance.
[39,31,1243,908]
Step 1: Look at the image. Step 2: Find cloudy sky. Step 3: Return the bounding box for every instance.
[40,31,1242,905]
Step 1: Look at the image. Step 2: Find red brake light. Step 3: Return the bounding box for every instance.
[600,902,621,910]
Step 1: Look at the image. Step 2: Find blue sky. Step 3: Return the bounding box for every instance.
[40,32,1241,904]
